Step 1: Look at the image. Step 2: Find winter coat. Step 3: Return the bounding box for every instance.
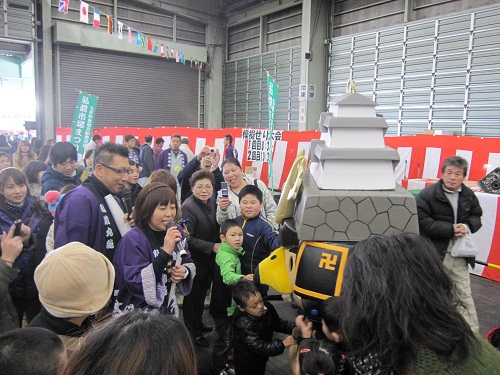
[41,164,82,195]
[13,151,37,170]
[0,199,51,300]
[233,301,294,375]
[0,260,19,334]
[30,308,89,355]
[139,144,154,178]
[235,214,279,275]
[416,180,482,265]
[181,195,219,280]
[210,241,244,318]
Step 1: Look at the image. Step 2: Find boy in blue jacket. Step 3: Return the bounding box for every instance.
[235,185,279,281]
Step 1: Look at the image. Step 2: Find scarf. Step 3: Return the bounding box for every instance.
[6,199,29,218]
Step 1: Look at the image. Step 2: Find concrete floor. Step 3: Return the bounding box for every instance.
[187,273,500,375]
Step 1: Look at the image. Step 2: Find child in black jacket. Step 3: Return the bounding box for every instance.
[232,279,295,375]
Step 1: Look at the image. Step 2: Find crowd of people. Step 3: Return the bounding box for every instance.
[0,134,499,375]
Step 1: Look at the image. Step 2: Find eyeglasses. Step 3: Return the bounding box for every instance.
[194,184,213,191]
[99,163,131,176]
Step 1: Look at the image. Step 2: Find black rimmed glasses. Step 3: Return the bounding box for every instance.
[99,163,131,176]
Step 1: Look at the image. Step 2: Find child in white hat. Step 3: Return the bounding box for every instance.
[30,242,115,355]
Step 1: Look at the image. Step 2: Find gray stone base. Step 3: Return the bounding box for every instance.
[294,170,419,241]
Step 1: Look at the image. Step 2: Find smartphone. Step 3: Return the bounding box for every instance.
[13,219,22,236]
[221,182,229,198]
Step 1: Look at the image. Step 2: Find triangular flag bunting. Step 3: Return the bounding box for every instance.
[80,1,89,23]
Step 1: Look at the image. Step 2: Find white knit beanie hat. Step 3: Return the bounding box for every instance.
[35,242,115,318]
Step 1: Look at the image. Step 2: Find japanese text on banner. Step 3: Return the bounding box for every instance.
[242,129,282,162]
[70,92,98,154]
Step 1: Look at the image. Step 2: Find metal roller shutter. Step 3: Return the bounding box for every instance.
[57,45,200,128]
[223,47,300,130]
[328,6,500,137]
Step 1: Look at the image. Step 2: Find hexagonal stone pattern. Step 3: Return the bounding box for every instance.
[294,171,419,241]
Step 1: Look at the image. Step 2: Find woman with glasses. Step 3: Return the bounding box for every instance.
[41,142,82,195]
[113,183,195,317]
[181,170,220,347]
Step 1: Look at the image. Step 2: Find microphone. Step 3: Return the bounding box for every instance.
[166,221,187,258]
[121,187,133,219]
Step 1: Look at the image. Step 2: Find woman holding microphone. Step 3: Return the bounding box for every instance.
[113,183,195,317]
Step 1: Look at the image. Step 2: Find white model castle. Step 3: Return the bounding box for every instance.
[310,93,400,190]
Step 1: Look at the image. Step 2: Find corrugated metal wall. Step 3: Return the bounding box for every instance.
[52,0,206,129]
[328,5,500,136]
[57,46,199,128]
[223,47,301,130]
[0,0,34,40]
[50,0,206,46]
[224,4,302,129]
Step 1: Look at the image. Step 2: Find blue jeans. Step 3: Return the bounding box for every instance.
[212,315,233,371]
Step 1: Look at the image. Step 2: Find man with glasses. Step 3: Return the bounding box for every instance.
[54,142,131,261]
[416,156,482,332]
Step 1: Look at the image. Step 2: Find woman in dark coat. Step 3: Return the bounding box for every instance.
[181,170,220,347]
[0,168,52,326]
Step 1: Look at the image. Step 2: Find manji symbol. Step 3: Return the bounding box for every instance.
[318,253,338,271]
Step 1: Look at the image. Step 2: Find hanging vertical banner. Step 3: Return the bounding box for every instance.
[267,72,278,187]
[107,15,113,34]
[127,26,132,44]
[70,92,99,155]
[80,1,89,23]
[117,21,123,39]
[93,9,100,28]
[59,0,69,14]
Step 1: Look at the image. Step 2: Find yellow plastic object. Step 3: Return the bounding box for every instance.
[257,247,293,294]
[275,149,306,224]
